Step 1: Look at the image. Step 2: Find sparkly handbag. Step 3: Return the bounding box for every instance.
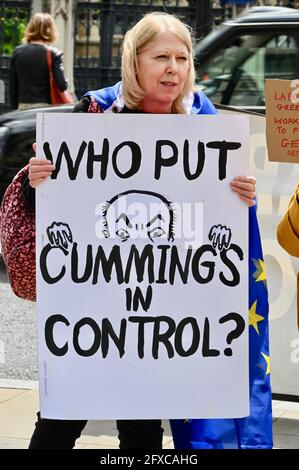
[0,166,36,301]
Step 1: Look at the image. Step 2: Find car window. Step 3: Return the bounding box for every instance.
[197,33,297,107]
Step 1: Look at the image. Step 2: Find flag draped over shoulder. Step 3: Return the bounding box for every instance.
[170,205,273,449]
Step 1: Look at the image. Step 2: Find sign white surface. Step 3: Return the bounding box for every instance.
[36,113,249,419]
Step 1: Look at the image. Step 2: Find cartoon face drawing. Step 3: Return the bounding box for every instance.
[99,190,175,242]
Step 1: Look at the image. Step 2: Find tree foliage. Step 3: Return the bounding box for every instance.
[0,8,28,56]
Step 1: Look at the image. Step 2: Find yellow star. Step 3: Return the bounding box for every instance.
[249,300,264,334]
[253,258,266,283]
[261,352,271,375]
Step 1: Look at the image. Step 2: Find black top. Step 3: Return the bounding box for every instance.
[9,43,68,109]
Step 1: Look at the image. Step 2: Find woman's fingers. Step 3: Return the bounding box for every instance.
[28,156,55,188]
[230,176,256,207]
[30,171,53,180]
[236,194,256,207]
[230,186,255,199]
[29,175,52,188]
[29,157,52,166]
[29,163,54,174]
[233,176,256,184]
[230,181,255,192]
[230,176,256,191]
[29,177,50,188]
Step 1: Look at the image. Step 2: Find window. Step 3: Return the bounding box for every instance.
[197,33,298,107]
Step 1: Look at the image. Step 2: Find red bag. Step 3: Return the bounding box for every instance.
[46,48,73,105]
[0,166,36,301]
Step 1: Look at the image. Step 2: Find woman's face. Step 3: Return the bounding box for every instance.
[137,30,190,113]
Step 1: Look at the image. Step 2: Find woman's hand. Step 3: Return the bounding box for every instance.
[28,143,55,188]
[230,176,256,207]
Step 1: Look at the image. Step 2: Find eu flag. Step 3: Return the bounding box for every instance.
[170,205,273,449]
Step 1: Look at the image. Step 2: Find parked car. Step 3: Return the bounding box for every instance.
[195,6,299,112]
[0,105,72,202]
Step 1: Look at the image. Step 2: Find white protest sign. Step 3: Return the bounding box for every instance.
[36,113,249,420]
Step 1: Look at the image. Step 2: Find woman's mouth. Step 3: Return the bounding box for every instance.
[161,81,177,87]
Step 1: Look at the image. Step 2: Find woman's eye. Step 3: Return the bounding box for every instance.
[178,56,188,61]
[116,228,130,241]
[148,227,166,240]
[156,55,168,59]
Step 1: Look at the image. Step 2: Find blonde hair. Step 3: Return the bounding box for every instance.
[23,13,58,44]
[121,12,196,114]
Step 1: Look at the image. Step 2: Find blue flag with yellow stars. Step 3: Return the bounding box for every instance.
[170,205,272,449]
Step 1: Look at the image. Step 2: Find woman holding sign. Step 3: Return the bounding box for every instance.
[24,12,258,449]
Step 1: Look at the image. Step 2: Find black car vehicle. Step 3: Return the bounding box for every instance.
[0,105,72,202]
[195,6,299,112]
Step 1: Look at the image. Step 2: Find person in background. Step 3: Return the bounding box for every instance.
[277,184,299,331]
[21,12,261,449]
[277,184,299,258]
[9,12,68,110]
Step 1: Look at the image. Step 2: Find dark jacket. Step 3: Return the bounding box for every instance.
[9,43,68,109]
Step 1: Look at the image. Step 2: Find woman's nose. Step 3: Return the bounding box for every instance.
[166,57,178,73]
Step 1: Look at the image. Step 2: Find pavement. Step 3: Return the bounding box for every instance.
[0,379,299,449]
[0,379,174,449]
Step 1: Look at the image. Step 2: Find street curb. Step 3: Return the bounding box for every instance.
[0,378,38,390]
